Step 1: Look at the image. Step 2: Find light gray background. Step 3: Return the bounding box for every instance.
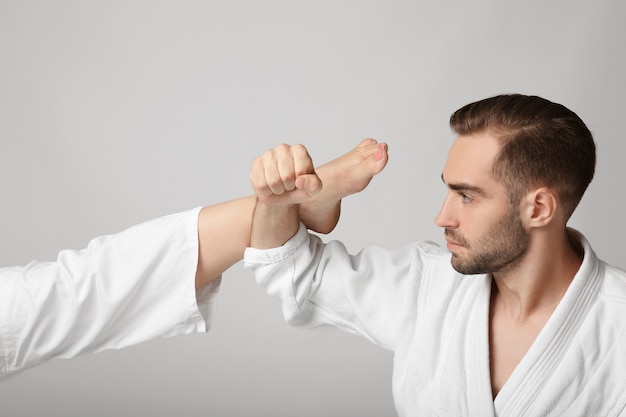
[1,1,624,416]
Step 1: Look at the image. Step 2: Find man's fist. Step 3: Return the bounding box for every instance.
[250,144,322,206]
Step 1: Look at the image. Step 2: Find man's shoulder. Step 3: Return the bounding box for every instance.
[409,240,450,257]
[407,240,477,283]
[599,261,626,305]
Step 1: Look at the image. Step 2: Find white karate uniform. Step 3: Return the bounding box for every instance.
[244,223,626,416]
[0,208,219,376]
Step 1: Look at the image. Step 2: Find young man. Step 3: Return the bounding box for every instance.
[0,139,387,376]
[245,94,626,416]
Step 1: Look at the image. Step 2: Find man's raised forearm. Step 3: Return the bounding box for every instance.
[250,201,300,250]
[195,140,388,288]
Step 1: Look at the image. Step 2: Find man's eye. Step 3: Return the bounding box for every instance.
[460,193,473,203]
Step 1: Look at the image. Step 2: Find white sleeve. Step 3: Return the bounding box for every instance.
[244,223,423,351]
[0,207,219,376]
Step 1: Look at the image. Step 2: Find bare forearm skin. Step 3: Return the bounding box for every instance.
[195,191,338,289]
[196,184,341,288]
[195,196,257,289]
[195,139,387,289]
[250,202,300,250]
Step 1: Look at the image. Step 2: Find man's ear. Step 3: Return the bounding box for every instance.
[522,187,557,227]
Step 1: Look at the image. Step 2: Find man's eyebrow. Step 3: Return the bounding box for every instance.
[440,174,491,197]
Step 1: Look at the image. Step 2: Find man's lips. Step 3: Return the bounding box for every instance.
[445,239,464,250]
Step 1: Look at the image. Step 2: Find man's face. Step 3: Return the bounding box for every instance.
[435,133,530,275]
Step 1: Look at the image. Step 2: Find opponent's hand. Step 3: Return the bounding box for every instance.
[250,143,323,206]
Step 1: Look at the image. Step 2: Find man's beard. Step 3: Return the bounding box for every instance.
[446,207,530,275]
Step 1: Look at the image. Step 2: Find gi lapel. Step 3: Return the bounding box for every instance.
[493,231,602,416]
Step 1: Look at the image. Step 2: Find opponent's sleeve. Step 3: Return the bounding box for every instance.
[0,207,219,376]
[244,223,424,351]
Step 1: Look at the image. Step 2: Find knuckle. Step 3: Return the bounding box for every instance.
[250,176,264,190]
[275,143,291,154]
[266,176,284,193]
[292,143,308,155]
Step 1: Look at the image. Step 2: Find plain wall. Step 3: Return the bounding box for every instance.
[1,1,624,416]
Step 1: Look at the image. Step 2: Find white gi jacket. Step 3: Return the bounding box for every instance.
[0,208,219,376]
[244,223,626,417]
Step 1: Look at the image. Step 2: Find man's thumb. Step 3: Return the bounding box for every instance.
[295,174,322,197]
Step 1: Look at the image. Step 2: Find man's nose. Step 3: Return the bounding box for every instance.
[434,194,458,229]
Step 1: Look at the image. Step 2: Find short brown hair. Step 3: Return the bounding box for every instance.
[449,94,596,220]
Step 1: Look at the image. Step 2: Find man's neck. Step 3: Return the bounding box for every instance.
[490,230,583,322]
[488,229,583,397]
